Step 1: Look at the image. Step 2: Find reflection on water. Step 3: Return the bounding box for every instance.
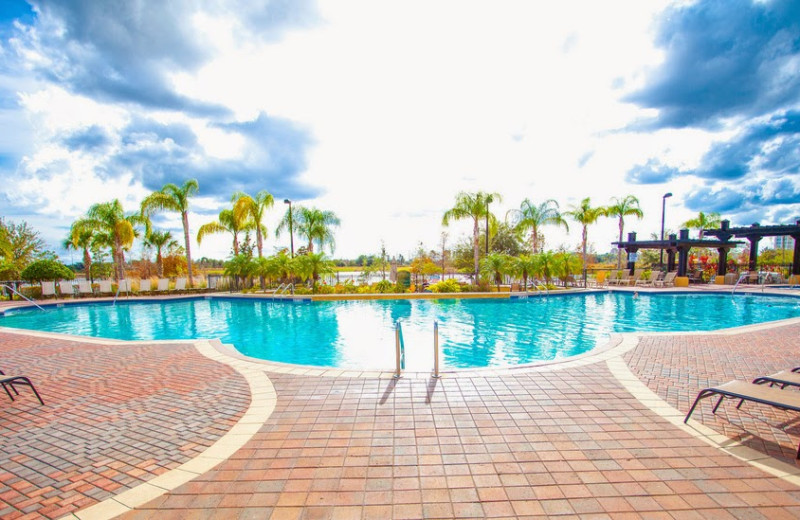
[2,293,800,370]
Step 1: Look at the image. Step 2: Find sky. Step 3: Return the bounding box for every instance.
[0,0,799,262]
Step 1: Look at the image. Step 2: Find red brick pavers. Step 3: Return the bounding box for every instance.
[0,331,250,519]
[625,323,800,463]
[124,341,800,518]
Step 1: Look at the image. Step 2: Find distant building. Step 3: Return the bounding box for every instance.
[773,236,795,249]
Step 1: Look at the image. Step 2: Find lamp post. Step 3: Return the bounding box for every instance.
[485,199,490,256]
[283,199,294,258]
[660,192,672,269]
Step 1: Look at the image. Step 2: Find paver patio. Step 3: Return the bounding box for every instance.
[2,293,800,519]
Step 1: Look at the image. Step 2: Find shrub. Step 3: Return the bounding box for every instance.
[428,279,462,293]
[374,280,394,293]
[21,259,74,282]
[316,284,335,294]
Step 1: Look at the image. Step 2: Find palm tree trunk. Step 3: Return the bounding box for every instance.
[617,219,624,269]
[531,226,538,254]
[473,218,480,279]
[256,229,263,258]
[182,211,193,286]
[157,250,164,277]
[233,233,239,256]
[582,226,588,287]
[308,238,314,254]
[83,248,92,282]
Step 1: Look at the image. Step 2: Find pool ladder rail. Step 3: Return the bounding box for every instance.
[1,283,45,311]
[394,320,442,379]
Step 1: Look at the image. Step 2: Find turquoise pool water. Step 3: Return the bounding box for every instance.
[1,293,799,370]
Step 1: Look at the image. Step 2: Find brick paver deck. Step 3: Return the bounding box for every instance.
[0,332,250,519]
[2,298,800,518]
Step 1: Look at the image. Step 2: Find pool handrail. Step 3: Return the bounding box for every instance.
[1,283,45,311]
[394,320,405,378]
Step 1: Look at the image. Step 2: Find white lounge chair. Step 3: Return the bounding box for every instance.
[41,281,56,298]
[156,278,169,292]
[138,279,151,292]
[98,280,113,295]
[58,280,74,298]
[77,280,93,296]
[635,271,662,287]
[174,277,187,291]
[117,279,132,293]
[654,271,677,287]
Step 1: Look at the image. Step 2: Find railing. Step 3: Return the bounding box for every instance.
[1,283,44,311]
[432,320,441,378]
[273,283,294,295]
[394,321,405,378]
[731,273,749,296]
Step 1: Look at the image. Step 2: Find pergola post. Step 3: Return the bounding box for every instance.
[625,232,637,274]
[667,233,677,272]
[792,232,800,276]
[677,230,690,277]
[747,235,762,272]
[717,247,728,276]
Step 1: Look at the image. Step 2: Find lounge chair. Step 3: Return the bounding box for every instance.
[636,271,662,287]
[156,278,169,292]
[627,269,645,286]
[591,271,608,287]
[138,278,152,293]
[98,280,113,295]
[654,271,677,287]
[612,271,632,286]
[117,279,132,293]
[58,280,74,298]
[41,281,56,298]
[77,280,93,296]
[0,369,44,405]
[684,380,800,458]
[752,370,800,389]
[174,277,187,291]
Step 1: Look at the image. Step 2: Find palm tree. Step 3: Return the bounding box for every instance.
[442,191,502,278]
[74,200,147,281]
[606,195,644,268]
[276,206,340,254]
[480,253,510,291]
[64,222,95,281]
[294,252,334,292]
[565,197,607,288]
[197,208,250,257]
[506,199,568,254]
[233,190,274,258]
[509,254,538,291]
[535,250,556,285]
[141,179,199,286]
[145,230,178,277]
[682,212,722,237]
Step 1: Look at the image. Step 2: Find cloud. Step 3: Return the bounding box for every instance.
[626,158,682,184]
[8,0,318,115]
[577,151,594,168]
[61,125,111,151]
[625,0,800,129]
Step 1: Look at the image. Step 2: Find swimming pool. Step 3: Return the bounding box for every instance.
[2,292,799,370]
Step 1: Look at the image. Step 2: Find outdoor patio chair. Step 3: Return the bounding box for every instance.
[58,280,74,298]
[684,380,800,458]
[635,271,661,287]
[174,277,187,291]
[654,271,676,287]
[156,278,169,292]
[77,280,93,296]
[41,281,56,298]
[627,269,645,286]
[0,369,44,406]
[98,280,113,295]
[612,271,632,286]
[752,370,800,389]
[117,279,132,293]
[138,278,152,293]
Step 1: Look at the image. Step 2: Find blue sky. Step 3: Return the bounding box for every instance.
[0,0,798,260]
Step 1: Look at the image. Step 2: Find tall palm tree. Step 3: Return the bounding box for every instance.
[74,200,147,281]
[682,211,722,237]
[442,191,502,277]
[509,254,538,291]
[64,222,95,281]
[606,195,644,268]
[294,252,334,292]
[480,253,510,291]
[232,190,274,258]
[145,230,178,277]
[140,179,199,286]
[276,206,340,255]
[565,197,607,288]
[506,199,568,254]
[197,208,250,257]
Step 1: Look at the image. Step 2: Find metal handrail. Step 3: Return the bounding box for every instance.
[394,320,405,378]
[731,273,750,296]
[1,283,45,311]
[433,321,441,378]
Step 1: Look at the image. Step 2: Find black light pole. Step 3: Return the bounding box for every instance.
[660,192,672,269]
[485,200,490,255]
[283,199,294,258]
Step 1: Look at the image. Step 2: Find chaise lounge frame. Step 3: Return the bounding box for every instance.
[0,370,45,405]
[684,380,800,458]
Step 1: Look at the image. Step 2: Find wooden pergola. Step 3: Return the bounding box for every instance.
[612,230,742,277]
[703,220,800,276]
